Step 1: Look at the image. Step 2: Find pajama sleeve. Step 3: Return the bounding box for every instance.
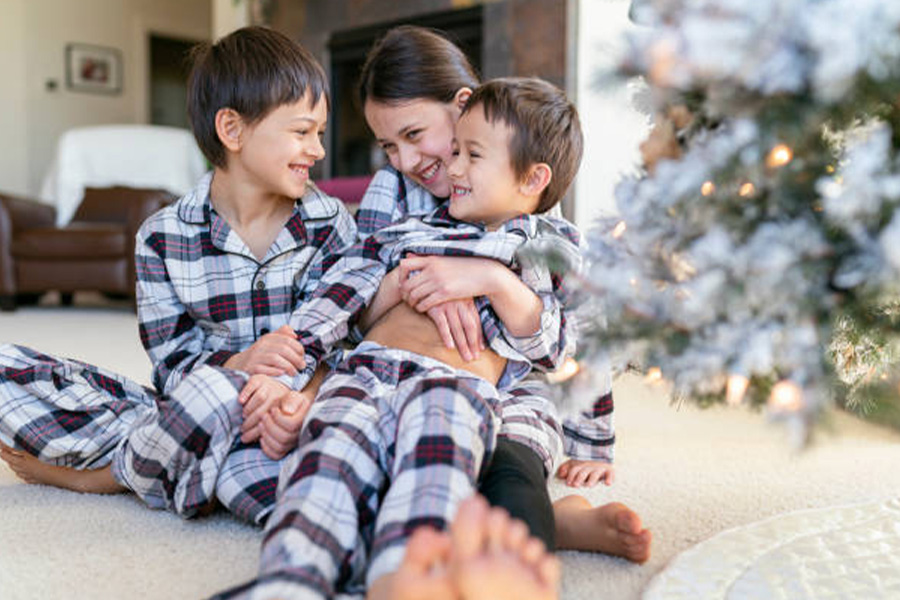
[562,391,616,463]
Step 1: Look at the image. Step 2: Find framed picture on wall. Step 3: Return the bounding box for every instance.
[65,43,122,94]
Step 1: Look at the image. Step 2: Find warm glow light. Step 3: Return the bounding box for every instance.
[629,277,638,287]
[612,220,627,239]
[726,374,750,406]
[645,367,663,384]
[766,144,793,168]
[825,165,835,173]
[701,181,716,196]
[547,357,581,383]
[768,380,803,412]
[738,182,755,197]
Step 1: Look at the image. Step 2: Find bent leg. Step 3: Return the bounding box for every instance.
[479,439,555,550]
[216,368,389,600]
[111,365,248,517]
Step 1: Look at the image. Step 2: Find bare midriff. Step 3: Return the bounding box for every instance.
[364,303,507,386]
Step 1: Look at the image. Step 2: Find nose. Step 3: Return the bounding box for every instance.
[447,153,463,179]
[396,144,419,175]
[309,134,326,161]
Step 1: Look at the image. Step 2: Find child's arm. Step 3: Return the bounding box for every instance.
[224,325,306,376]
[399,254,543,336]
[557,391,616,488]
[357,268,403,332]
[398,248,573,372]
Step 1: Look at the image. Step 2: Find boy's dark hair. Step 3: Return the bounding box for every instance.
[358,25,479,107]
[187,26,329,168]
[462,77,583,213]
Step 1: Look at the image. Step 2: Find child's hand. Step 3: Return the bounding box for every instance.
[425,300,485,362]
[398,254,498,311]
[258,391,313,460]
[555,459,615,488]
[227,325,306,376]
[239,374,290,443]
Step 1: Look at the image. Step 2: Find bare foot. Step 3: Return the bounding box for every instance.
[451,495,560,600]
[0,442,124,494]
[367,527,456,600]
[554,495,652,563]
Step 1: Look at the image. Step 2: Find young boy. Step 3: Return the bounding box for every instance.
[219,77,614,600]
[0,26,357,525]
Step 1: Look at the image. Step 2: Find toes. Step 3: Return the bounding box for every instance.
[519,536,547,567]
[405,527,452,573]
[537,554,562,589]
[503,518,529,553]
[613,506,644,535]
[485,507,510,553]
[452,495,490,561]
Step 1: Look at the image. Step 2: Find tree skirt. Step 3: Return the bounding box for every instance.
[643,498,900,599]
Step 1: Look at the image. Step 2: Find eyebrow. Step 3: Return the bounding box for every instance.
[289,116,325,126]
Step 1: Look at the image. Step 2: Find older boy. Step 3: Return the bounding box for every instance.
[221,78,596,600]
[0,27,356,524]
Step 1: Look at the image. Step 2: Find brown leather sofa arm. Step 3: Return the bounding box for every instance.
[0,193,57,300]
[0,192,57,233]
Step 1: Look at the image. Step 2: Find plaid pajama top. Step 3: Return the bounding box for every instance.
[355,167,616,462]
[287,204,579,392]
[135,173,358,394]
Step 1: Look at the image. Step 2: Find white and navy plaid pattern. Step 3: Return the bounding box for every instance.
[354,167,438,239]
[0,344,157,468]
[110,365,256,518]
[355,168,615,462]
[137,172,358,394]
[214,342,502,600]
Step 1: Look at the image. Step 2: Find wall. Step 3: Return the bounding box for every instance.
[0,0,210,198]
[212,0,248,38]
[573,0,648,228]
[0,0,29,196]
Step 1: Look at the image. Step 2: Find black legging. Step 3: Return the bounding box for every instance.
[478,438,555,551]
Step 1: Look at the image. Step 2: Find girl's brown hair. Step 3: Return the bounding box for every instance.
[358,25,479,107]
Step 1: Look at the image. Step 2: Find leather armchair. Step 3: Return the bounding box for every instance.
[0,186,175,311]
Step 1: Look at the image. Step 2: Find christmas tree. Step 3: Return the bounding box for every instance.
[556,0,900,442]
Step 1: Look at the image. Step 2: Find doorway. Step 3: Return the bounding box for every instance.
[149,34,196,129]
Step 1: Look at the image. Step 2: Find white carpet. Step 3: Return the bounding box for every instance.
[2,293,900,599]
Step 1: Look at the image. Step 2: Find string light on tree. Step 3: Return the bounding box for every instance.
[768,381,804,413]
[726,374,750,406]
[765,144,793,168]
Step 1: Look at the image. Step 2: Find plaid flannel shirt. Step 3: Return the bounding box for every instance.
[355,167,615,462]
[288,204,579,390]
[135,174,358,394]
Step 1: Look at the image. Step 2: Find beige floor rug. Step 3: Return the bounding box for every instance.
[2,294,900,599]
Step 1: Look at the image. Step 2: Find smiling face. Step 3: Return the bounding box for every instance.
[447,107,538,229]
[233,93,328,201]
[364,98,462,198]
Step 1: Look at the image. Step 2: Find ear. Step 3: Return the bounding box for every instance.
[214,108,245,153]
[453,87,473,111]
[520,163,552,198]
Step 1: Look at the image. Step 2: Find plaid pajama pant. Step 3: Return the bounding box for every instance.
[0,344,278,524]
[219,342,505,600]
